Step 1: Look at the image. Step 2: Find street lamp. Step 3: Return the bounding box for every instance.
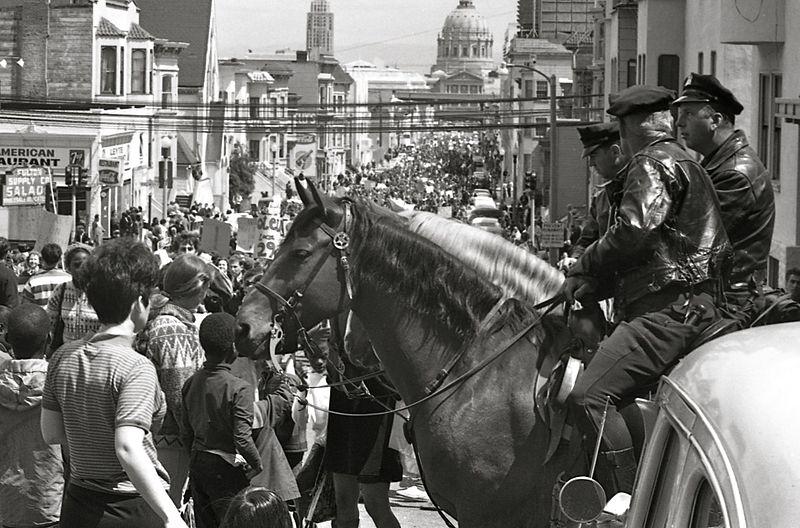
[508,62,559,224]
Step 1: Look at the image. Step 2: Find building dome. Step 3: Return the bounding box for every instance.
[433,0,495,75]
[442,0,491,36]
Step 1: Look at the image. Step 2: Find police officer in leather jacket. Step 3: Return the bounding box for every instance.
[564,85,732,496]
[673,74,775,317]
[569,122,627,260]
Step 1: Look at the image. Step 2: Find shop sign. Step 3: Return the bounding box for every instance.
[98,158,122,185]
[540,222,565,249]
[0,146,87,170]
[2,167,50,206]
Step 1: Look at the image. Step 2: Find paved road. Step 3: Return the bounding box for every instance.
[315,481,449,528]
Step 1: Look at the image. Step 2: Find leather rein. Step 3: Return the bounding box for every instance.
[249,200,564,417]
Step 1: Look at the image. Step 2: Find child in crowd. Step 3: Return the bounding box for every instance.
[41,239,187,528]
[0,304,64,528]
[220,487,292,528]
[181,312,263,528]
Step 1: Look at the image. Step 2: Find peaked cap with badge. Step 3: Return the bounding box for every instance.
[606,85,676,118]
[577,122,620,158]
[672,73,744,116]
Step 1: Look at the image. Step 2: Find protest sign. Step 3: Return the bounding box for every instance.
[236,217,259,253]
[34,211,72,250]
[200,218,232,256]
[540,222,565,249]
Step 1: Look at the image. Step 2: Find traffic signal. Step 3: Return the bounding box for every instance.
[524,172,537,191]
[78,168,88,187]
[65,166,74,186]
[158,160,173,189]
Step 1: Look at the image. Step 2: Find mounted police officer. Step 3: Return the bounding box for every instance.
[570,122,628,260]
[672,73,775,321]
[564,86,732,495]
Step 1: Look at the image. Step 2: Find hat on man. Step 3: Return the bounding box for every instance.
[577,122,620,158]
[607,85,676,118]
[671,73,744,116]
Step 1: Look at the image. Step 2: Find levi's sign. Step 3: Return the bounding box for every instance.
[3,167,50,206]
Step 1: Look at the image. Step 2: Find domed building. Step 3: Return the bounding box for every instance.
[433,0,495,75]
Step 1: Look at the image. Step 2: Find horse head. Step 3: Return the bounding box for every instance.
[235,177,352,359]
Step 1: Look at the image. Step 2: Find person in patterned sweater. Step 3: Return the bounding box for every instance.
[135,254,211,506]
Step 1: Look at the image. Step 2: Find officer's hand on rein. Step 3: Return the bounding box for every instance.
[563,275,597,303]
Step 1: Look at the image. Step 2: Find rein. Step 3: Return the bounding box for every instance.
[296,292,565,419]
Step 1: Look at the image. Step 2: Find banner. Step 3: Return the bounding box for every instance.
[2,167,50,206]
[236,217,259,253]
[288,135,316,178]
[200,218,232,257]
[34,211,72,250]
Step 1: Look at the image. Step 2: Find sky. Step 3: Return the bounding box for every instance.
[215,0,518,72]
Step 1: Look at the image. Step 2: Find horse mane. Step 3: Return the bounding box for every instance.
[403,211,564,307]
[348,199,513,342]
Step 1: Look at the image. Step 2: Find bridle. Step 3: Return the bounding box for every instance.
[249,201,355,368]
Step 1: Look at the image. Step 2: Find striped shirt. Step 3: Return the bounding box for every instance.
[42,332,169,495]
[21,268,71,306]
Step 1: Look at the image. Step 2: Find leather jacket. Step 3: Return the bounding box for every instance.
[571,175,624,258]
[569,135,732,310]
[702,130,774,285]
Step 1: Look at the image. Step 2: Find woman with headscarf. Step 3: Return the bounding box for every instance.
[134,254,211,507]
[46,244,100,353]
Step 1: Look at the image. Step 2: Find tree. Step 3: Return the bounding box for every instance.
[228,143,256,208]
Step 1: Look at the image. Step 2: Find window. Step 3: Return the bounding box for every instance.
[657,55,680,93]
[627,59,636,88]
[249,97,260,119]
[610,57,617,92]
[469,85,479,94]
[248,140,260,161]
[444,46,449,57]
[690,480,724,528]
[480,46,486,57]
[759,73,782,180]
[768,256,779,289]
[698,52,704,74]
[100,46,117,94]
[462,46,468,57]
[460,85,469,94]
[536,81,548,98]
[161,76,172,108]
[710,50,717,76]
[524,80,534,98]
[534,117,547,138]
[645,430,683,528]
[130,49,146,94]
[472,45,478,57]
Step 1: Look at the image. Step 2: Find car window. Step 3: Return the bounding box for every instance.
[645,429,684,528]
[690,479,724,528]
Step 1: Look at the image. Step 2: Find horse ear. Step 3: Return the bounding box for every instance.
[306,178,328,218]
[295,177,313,207]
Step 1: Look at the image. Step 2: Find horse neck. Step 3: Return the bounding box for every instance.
[351,288,456,402]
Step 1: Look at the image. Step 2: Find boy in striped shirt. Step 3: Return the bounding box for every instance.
[21,243,70,306]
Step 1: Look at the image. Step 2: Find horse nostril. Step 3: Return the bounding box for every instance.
[236,322,250,340]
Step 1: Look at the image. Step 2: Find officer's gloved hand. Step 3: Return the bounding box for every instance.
[563,275,598,303]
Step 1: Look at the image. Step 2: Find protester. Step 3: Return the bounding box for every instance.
[91,214,105,247]
[46,244,100,352]
[0,304,64,528]
[74,222,93,245]
[181,312,263,528]
[41,239,187,528]
[0,237,19,308]
[219,487,292,528]
[135,254,210,506]
[21,243,71,306]
[17,251,41,287]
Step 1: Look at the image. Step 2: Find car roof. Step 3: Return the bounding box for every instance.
[667,323,800,526]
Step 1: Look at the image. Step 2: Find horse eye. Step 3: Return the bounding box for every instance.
[293,249,311,260]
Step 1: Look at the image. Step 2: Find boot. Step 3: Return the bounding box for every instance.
[603,447,638,495]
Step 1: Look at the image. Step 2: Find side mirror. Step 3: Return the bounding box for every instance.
[559,476,606,523]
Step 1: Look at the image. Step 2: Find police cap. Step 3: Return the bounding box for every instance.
[606,85,676,118]
[672,73,744,116]
[577,122,620,158]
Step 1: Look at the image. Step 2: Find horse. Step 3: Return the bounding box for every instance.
[235,181,582,528]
